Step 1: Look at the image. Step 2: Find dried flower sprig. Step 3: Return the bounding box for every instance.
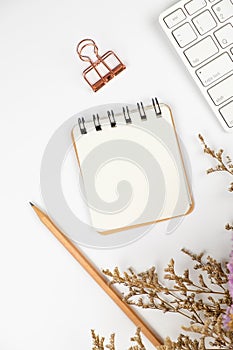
[91,330,106,350]
[198,134,233,192]
[90,135,233,349]
[223,231,233,332]
[91,328,145,350]
[103,249,233,349]
[198,134,233,333]
[128,328,146,350]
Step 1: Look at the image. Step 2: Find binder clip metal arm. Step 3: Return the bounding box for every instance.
[76,39,126,92]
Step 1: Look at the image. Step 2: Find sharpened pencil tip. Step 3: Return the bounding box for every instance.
[29,202,34,207]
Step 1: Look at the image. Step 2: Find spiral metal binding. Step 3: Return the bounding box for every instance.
[123,106,132,124]
[107,110,116,128]
[152,97,162,116]
[93,114,102,131]
[137,102,147,120]
[78,117,87,134]
[78,98,161,133]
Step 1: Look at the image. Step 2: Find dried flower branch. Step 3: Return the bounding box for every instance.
[129,328,146,350]
[90,135,233,350]
[91,328,145,350]
[198,134,233,192]
[91,329,105,350]
[103,249,233,349]
[226,224,233,231]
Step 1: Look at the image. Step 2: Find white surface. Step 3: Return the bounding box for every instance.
[159,0,233,131]
[0,0,232,349]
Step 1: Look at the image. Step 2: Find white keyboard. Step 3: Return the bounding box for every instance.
[159,0,233,132]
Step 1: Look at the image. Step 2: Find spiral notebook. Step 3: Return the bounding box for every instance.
[72,98,194,234]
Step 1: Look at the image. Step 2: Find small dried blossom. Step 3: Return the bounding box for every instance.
[223,305,233,331]
[103,249,233,349]
[228,252,233,300]
[91,328,145,350]
[199,135,233,332]
[91,329,105,350]
[223,229,233,332]
[226,224,233,231]
[198,134,233,191]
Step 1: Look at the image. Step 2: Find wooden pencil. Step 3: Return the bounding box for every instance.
[30,202,162,347]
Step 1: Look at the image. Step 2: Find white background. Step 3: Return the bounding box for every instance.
[0,0,233,349]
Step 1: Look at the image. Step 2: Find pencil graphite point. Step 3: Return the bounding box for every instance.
[29,202,34,207]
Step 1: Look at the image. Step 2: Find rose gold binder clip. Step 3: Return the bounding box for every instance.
[76,39,126,92]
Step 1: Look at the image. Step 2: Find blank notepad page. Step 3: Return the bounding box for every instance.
[72,103,193,234]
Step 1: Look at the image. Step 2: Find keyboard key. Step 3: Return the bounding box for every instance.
[164,9,186,28]
[185,0,207,15]
[214,24,233,48]
[196,53,233,86]
[184,36,219,66]
[208,74,233,105]
[192,10,217,35]
[212,0,233,22]
[173,23,197,47]
[220,101,233,127]
[159,0,233,131]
